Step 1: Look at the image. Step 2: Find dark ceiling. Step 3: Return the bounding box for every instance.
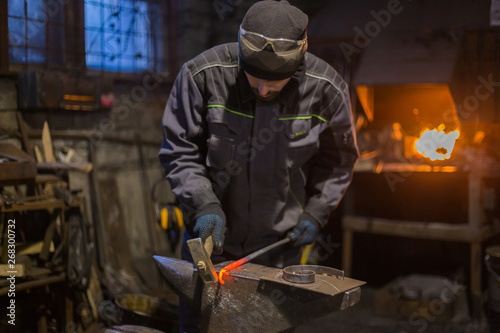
[308,0,492,39]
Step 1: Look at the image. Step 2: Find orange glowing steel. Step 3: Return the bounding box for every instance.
[415,125,460,161]
[218,238,292,284]
[218,258,248,284]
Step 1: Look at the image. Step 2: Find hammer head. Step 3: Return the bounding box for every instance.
[187,237,218,284]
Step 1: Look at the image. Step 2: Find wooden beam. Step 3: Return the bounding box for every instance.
[342,229,353,276]
[0,264,25,277]
[0,273,65,295]
[64,0,86,69]
[37,161,93,174]
[470,241,482,294]
[166,0,178,75]
[16,113,35,159]
[0,200,65,213]
[0,0,8,73]
[469,172,486,229]
[42,121,56,163]
[342,215,500,243]
[28,130,160,146]
[0,198,82,213]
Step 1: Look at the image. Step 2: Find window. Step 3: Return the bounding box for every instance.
[6,0,165,73]
[7,0,64,65]
[84,0,164,72]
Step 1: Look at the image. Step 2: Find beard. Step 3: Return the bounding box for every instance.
[250,86,281,101]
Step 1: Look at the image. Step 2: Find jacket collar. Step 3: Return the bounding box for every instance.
[238,56,306,108]
[279,58,306,107]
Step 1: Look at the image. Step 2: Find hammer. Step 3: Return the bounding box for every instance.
[187,235,218,284]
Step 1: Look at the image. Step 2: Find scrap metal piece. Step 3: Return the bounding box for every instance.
[187,236,218,285]
[153,256,365,332]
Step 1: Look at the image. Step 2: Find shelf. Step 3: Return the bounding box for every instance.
[0,272,65,296]
[0,197,83,213]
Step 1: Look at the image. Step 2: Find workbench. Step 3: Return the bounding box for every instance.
[0,192,85,330]
[341,164,500,320]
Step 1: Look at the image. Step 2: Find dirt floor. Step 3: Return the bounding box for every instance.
[295,286,498,333]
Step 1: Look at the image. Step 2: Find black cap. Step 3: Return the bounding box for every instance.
[239,1,308,80]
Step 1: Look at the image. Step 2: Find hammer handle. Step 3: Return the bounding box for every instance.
[204,235,214,257]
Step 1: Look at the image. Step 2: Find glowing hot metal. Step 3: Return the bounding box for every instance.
[219,237,291,284]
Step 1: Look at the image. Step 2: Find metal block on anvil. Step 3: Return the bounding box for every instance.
[153,256,366,332]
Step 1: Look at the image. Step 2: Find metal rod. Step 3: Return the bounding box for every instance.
[245,237,291,262]
[219,237,291,284]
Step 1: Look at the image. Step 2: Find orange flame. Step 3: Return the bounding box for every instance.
[415,124,459,161]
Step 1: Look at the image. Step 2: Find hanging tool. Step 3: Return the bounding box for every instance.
[152,177,183,253]
[159,204,183,253]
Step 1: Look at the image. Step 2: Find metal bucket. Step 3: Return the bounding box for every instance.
[485,245,500,313]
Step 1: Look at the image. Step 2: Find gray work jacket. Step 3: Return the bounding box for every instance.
[159,43,358,257]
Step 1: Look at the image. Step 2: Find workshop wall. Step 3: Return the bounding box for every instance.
[0,72,173,294]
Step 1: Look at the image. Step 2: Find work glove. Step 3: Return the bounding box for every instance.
[288,213,320,247]
[193,203,226,255]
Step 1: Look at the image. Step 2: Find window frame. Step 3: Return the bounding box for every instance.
[0,0,9,74]
[1,0,171,80]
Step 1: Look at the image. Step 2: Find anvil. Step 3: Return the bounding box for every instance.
[153,256,366,332]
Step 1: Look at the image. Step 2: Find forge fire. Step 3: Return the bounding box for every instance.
[415,125,460,161]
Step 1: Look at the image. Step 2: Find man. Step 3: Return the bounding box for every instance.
[159,0,358,330]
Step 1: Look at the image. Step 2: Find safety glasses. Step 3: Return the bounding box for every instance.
[239,26,307,54]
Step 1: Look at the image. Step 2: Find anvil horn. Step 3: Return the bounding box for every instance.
[152,255,202,309]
